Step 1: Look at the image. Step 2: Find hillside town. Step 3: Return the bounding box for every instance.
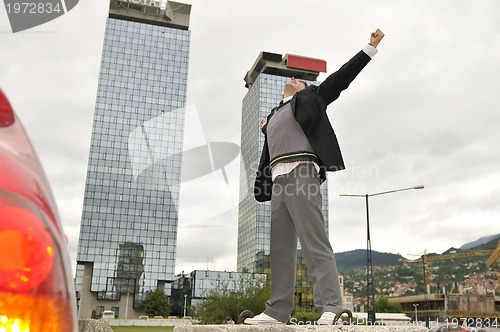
[339,246,500,320]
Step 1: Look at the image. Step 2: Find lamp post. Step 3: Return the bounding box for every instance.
[413,303,419,323]
[125,292,129,319]
[340,185,424,324]
[183,294,188,318]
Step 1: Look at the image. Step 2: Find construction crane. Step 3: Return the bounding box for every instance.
[401,250,432,293]
[400,248,495,291]
[401,248,495,265]
[399,244,500,319]
[485,240,500,286]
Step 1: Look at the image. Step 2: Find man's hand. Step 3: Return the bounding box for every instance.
[260,117,267,130]
[370,29,385,48]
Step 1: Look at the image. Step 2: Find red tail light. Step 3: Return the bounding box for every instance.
[0,206,54,292]
[0,90,15,127]
[0,192,76,331]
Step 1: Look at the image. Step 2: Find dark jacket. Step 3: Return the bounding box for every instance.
[254,50,372,202]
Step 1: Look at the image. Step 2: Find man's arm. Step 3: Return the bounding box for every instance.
[313,29,384,106]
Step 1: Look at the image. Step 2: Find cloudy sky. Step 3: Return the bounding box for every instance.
[2,0,499,275]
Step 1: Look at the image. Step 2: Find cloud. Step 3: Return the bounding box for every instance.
[176,208,238,273]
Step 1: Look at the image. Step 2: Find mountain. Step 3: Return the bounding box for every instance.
[442,247,460,255]
[460,233,500,250]
[334,233,499,273]
[335,249,404,272]
[468,236,500,250]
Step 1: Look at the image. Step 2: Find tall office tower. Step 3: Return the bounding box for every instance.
[237,52,330,310]
[75,0,191,319]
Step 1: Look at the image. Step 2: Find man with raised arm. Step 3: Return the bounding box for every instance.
[247,29,385,325]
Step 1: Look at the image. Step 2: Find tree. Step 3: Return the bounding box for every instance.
[194,276,270,324]
[144,288,169,317]
[375,297,402,313]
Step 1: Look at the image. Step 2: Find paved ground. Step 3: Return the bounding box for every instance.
[174,325,430,332]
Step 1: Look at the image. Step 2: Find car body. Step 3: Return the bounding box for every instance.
[429,325,470,332]
[467,328,489,332]
[0,88,78,331]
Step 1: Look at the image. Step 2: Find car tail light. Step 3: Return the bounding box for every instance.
[0,192,76,331]
[0,90,15,127]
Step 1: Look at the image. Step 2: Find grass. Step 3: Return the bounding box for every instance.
[111,327,174,332]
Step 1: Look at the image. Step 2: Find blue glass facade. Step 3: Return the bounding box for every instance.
[75,4,190,317]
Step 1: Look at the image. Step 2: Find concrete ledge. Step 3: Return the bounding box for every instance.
[107,318,193,327]
[78,319,113,332]
[174,326,429,332]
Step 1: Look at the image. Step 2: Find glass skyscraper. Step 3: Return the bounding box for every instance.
[75,0,191,319]
[238,52,330,310]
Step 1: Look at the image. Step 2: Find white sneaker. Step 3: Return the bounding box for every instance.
[244,313,283,325]
[316,311,336,325]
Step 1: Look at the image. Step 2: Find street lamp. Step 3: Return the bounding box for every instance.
[340,185,424,324]
[125,292,130,319]
[183,294,188,318]
[413,303,419,322]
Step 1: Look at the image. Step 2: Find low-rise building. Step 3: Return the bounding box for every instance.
[170,270,267,316]
[388,293,500,321]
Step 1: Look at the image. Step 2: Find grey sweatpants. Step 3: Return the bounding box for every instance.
[263,163,342,323]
